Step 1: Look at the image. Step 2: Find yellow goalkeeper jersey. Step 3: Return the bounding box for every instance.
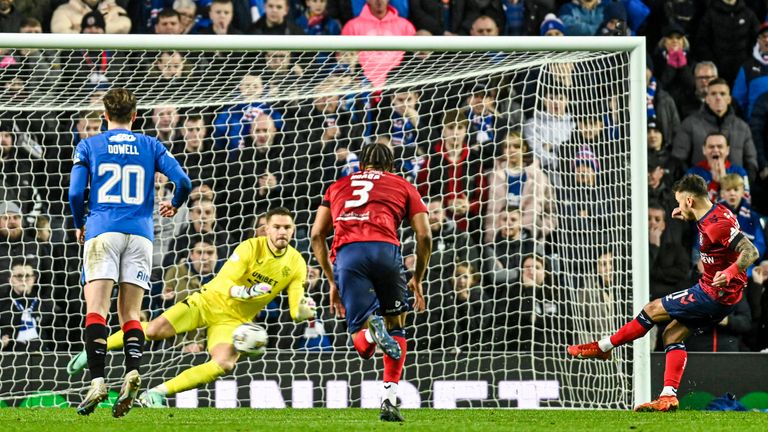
[199,236,307,323]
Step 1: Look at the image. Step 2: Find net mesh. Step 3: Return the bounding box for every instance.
[0,44,635,409]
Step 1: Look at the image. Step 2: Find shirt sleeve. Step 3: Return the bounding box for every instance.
[286,256,308,320]
[73,140,90,168]
[320,184,332,207]
[212,240,253,290]
[708,214,743,249]
[154,139,192,208]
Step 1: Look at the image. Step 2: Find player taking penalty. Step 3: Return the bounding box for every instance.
[67,207,316,407]
[69,88,192,417]
[311,143,432,422]
[568,174,759,412]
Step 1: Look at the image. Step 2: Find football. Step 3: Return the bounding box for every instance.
[232,323,268,354]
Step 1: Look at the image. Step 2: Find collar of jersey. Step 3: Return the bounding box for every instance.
[697,202,717,223]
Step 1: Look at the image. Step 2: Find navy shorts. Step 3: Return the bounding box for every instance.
[333,241,410,333]
[661,284,736,334]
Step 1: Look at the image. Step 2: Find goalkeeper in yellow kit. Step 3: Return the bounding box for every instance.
[66,207,316,407]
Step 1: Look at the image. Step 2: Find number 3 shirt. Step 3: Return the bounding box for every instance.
[697,203,748,305]
[71,129,189,242]
[321,170,427,262]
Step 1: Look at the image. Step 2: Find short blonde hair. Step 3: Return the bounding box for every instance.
[720,173,744,191]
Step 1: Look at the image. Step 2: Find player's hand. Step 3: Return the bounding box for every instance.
[752,265,765,285]
[75,227,85,245]
[713,265,739,287]
[671,207,685,220]
[295,296,317,322]
[158,200,178,218]
[329,282,346,318]
[649,226,663,247]
[407,277,425,312]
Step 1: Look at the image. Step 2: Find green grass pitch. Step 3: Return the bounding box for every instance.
[3,408,768,432]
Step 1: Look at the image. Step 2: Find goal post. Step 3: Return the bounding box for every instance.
[0,33,648,408]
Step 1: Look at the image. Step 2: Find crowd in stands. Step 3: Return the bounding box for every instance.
[0,0,768,357]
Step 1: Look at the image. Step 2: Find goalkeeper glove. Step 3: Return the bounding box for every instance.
[230,283,272,299]
[295,296,317,322]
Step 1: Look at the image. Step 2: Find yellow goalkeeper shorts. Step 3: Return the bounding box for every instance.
[161,292,243,353]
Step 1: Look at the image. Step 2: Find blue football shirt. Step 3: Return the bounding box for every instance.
[73,129,184,241]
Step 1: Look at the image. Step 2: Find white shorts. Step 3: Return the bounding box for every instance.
[83,232,153,290]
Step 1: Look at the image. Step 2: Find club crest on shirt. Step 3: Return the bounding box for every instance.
[282,266,291,277]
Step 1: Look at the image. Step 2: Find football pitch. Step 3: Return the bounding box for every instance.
[3,408,768,432]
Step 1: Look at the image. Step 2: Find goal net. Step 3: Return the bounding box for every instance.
[0,35,647,409]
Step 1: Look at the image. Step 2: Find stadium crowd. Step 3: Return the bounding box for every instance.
[0,0,768,357]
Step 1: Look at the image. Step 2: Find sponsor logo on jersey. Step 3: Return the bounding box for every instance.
[250,271,278,287]
[108,133,137,142]
[700,253,714,264]
[337,211,370,221]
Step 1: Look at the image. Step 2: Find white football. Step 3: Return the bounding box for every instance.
[232,323,268,354]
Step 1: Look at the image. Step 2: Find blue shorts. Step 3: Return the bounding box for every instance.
[661,284,736,334]
[333,242,410,333]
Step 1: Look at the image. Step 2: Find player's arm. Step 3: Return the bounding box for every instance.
[287,260,316,322]
[713,234,761,287]
[310,204,343,316]
[408,211,431,312]
[212,241,259,300]
[155,141,192,217]
[68,143,90,244]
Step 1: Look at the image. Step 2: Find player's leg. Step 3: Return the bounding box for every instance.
[334,245,380,359]
[77,279,114,415]
[568,296,671,359]
[140,322,239,407]
[370,244,411,422]
[634,320,689,412]
[111,281,147,418]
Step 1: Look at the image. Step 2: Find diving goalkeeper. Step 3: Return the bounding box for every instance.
[67,207,316,407]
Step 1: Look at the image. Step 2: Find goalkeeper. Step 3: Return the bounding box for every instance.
[67,207,315,407]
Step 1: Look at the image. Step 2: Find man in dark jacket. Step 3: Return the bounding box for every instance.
[250,0,305,34]
[0,0,25,33]
[648,201,690,300]
[694,0,760,84]
[672,78,758,178]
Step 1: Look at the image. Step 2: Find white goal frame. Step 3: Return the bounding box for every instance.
[0,33,649,407]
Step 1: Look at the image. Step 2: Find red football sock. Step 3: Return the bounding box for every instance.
[353,330,375,359]
[609,318,651,347]
[383,336,407,383]
[663,345,687,389]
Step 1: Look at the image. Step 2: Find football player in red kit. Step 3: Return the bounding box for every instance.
[311,143,431,422]
[568,174,759,412]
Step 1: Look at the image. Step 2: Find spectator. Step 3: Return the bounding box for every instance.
[693,0,759,85]
[80,9,105,33]
[176,114,221,185]
[0,259,54,352]
[341,0,415,87]
[0,0,25,33]
[577,249,623,340]
[403,197,485,283]
[468,14,499,36]
[379,89,420,148]
[523,89,575,169]
[719,173,766,262]
[152,173,177,275]
[174,0,201,34]
[486,207,541,285]
[672,78,758,178]
[0,123,43,217]
[732,22,768,120]
[162,233,222,305]
[426,262,493,352]
[417,109,483,235]
[484,130,554,243]
[502,0,552,36]
[408,0,457,35]
[162,199,230,268]
[250,0,305,34]
[558,0,604,37]
[296,0,341,34]
[11,18,61,97]
[13,1,53,30]
[261,50,304,100]
[651,23,693,118]
[200,0,243,34]
[685,293,752,352]
[0,202,49,285]
[647,57,681,148]
[463,81,499,153]
[687,132,751,203]
[455,0,504,35]
[213,73,283,150]
[594,1,629,36]
[539,12,565,36]
[148,105,183,152]
[647,138,684,214]
[679,61,718,119]
[748,90,768,186]
[154,8,182,34]
[51,0,131,34]
[647,201,690,301]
